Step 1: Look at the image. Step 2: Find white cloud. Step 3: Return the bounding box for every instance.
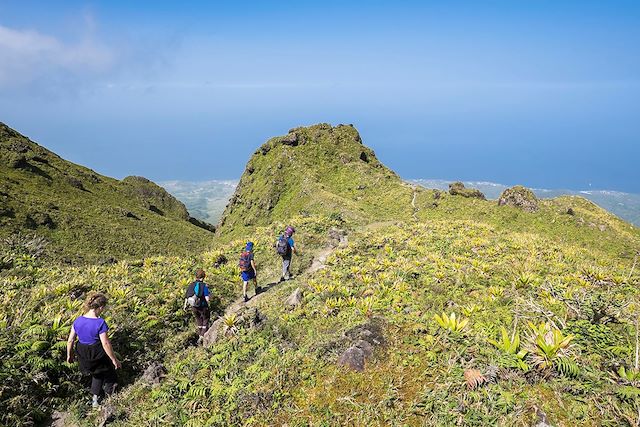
[0,24,115,88]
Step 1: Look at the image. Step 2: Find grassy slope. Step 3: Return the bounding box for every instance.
[218,123,414,238]
[76,126,639,426]
[2,123,639,426]
[98,200,639,426]
[0,122,214,263]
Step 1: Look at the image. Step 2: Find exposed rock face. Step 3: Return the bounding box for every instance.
[498,185,539,212]
[203,317,224,347]
[141,362,167,386]
[337,346,366,372]
[448,182,486,200]
[285,288,303,308]
[204,307,267,347]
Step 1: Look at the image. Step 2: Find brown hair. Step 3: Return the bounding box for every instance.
[83,291,108,312]
[195,268,206,280]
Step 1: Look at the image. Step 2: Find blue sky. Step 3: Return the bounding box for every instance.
[1,1,639,192]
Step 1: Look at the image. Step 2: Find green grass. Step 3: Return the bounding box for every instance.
[1,122,639,426]
[0,122,215,264]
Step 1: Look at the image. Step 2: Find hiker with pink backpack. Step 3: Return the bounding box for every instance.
[239,241,259,302]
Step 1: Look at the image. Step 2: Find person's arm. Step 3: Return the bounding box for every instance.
[66,326,77,363]
[204,285,210,304]
[251,259,257,275]
[99,333,122,369]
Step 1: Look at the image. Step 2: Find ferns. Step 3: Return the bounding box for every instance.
[554,357,579,378]
[489,327,529,371]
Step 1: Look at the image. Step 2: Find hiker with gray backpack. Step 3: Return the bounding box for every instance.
[183,268,211,339]
[276,226,297,282]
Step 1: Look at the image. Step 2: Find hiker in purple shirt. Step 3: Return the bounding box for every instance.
[66,292,121,408]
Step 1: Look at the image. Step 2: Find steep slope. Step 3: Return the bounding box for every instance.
[218,123,414,236]
[2,123,639,426]
[0,122,214,264]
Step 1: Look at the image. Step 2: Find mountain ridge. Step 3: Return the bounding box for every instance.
[161,178,640,227]
[1,122,639,426]
[0,122,215,264]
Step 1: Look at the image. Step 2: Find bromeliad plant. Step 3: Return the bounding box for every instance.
[489,327,529,371]
[525,322,578,377]
[434,312,469,334]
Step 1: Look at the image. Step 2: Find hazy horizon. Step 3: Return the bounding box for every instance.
[2,1,639,192]
[160,178,640,227]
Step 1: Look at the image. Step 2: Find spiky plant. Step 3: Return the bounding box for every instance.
[434,312,469,333]
[223,314,239,336]
[489,326,529,371]
[525,322,577,375]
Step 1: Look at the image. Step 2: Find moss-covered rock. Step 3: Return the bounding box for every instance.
[448,181,486,199]
[498,185,539,212]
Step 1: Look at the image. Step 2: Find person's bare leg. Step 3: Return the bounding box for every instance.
[243,281,249,301]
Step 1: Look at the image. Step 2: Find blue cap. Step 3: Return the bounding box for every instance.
[246,241,254,251]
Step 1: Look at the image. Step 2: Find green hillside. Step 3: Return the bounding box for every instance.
[0,123,215,265]
[218,123,415,237]
[1,123,639,426]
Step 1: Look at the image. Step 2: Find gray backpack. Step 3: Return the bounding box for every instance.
[187,282,204,307]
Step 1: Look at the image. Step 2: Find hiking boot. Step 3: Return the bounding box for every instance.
[243,295,249,302]
[255,286,262,294]
[279,277,285,283]
[197,336,204,346]
[92,395,99,408]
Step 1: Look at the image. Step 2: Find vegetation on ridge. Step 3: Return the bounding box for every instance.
[0,122,639,426]
[0,122,215,265]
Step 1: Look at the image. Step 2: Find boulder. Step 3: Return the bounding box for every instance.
[50,411,72,427]
[353,339,374,358]
[498,185,539,212]
[448,182,486,200]
[97,403,117,427]
[141,362,167,386]
[285,288,303,308]
[336,317,386,372]
[203,318,224,347]
[337,346,366,372]
[344,316,386,347]
[281,132,299,146]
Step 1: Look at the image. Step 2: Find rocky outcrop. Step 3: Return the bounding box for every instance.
[497,185,538,212]
[217,123,411,235]
[337,346,366,372]
[204,307,267,347]
[337,317,386,372]
[285,288,303,308]
[141,362,167,386]
[448,182,486,200]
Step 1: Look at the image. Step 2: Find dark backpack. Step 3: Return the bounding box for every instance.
[276,235,290,257]
[238,251,252,272]
[186,281,205,307]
